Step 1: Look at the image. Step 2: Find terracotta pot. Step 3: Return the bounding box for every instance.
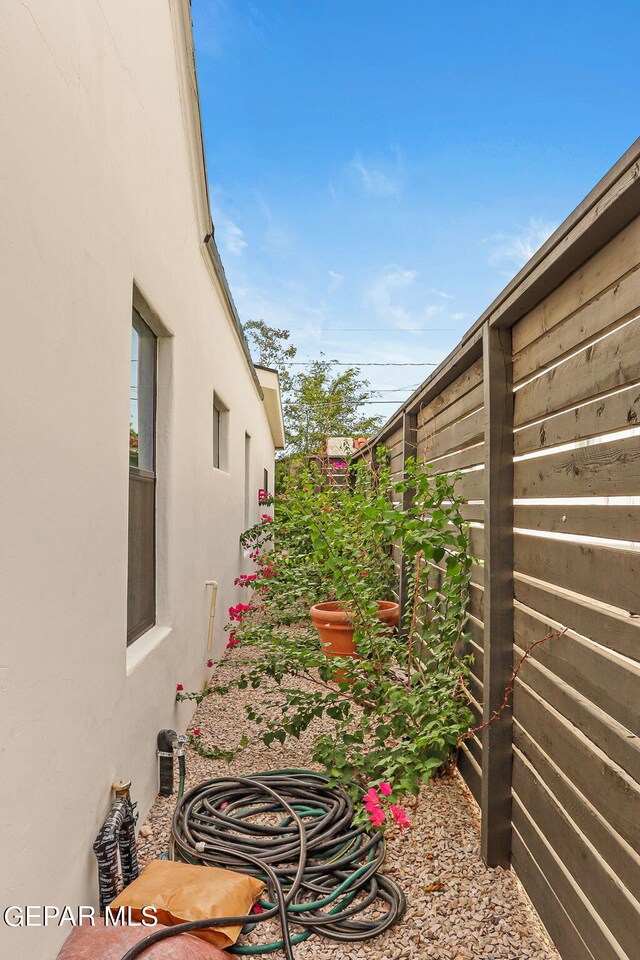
[309,600,400,658]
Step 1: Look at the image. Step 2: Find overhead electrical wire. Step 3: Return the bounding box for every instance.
[284,327,454,333]
[288,361,437,367]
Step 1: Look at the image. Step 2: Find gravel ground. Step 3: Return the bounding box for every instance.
[138,647,559,960]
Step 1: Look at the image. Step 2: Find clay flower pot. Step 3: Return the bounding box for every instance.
[309,600,400,658]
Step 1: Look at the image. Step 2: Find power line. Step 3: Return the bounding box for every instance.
[282,327,455,333]
[288,360,437,367]
[287,398,413,408]
[373,385,420,392]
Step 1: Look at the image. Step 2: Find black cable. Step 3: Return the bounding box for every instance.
[120,770,405,960]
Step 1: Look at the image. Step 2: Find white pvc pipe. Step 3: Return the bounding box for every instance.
[205,580,218,653]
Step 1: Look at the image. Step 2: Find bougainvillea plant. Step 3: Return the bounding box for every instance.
[177,453,473,803]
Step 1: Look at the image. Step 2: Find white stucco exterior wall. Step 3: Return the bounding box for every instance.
[0,2,277,956]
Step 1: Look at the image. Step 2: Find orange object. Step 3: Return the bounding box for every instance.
[309,600,400,657]
[108,860,264,949]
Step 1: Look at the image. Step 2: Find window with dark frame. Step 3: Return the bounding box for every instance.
[263,467,269,495]
[127,309,157,644]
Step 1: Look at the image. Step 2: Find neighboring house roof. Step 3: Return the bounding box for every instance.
[326,437,356,457]
[255,366,286,450]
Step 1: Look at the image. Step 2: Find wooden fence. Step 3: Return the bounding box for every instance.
[355,139,640,959]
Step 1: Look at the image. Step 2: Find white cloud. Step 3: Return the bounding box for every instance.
[214,213,247,257]
[232,277,327,338]
[328,271,344,292]
[365,265,464,336]
[367,265,419,329]
[487,217,557,271]
[256,195,293,254]
[351,153,400,199]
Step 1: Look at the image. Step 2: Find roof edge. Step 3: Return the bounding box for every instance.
[170,0,263,401]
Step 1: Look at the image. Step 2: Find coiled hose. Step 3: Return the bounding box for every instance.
[121,769,405,960]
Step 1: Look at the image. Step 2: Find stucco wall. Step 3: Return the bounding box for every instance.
[0,2,274,956]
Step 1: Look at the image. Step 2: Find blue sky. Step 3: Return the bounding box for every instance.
[192,0,640,413]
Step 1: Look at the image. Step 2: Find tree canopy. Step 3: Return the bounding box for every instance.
[243,320,382,458]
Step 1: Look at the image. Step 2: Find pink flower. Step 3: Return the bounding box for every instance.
[192,728,201,737]
[368,807,386,828]
[176,684,184,692]
[365,787,380,806]
[379,782,393,796]
[261,514,273,524]
[206,659,214,668]
[228,602,252,622]
[251,903,265,915]
[227,633,241,650]
[390,805,411,829]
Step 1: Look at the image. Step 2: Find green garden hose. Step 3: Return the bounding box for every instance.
[121,769,405,960]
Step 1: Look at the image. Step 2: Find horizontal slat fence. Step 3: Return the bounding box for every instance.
[416,354,486,804]
[510,218,640,960]
[355,193,640,958]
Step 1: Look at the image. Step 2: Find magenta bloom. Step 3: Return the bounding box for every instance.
[206,659,214,668]
[261,513,273,523]
[379,782,393,796]
[390,804,411,829]
[176,683,184,692]
[192,728,201,737]
[365,787,380,806]
[368,807,386,828]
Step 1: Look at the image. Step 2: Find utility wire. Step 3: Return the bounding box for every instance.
[287,398,413,408]
[283,326,454,332]
[288,361,437,367]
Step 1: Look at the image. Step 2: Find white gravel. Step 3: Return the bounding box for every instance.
[138,646,559,960]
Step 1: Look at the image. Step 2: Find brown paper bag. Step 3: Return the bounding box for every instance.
[108,860,265,948]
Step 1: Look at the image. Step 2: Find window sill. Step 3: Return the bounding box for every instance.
[126,624,172,676]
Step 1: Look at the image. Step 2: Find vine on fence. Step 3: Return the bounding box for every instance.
[178,451,565,809]
[177,452,475,802]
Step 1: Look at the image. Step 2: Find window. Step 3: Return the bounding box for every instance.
[263,467,269,496]
[213,392,229,470]
[128,309,157,644]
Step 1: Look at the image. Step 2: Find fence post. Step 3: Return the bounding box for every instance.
[481,323,514,868]
[398,410,417,630]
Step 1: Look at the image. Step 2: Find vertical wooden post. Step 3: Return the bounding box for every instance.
[399,410,417,631]
[481,323,514,868]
